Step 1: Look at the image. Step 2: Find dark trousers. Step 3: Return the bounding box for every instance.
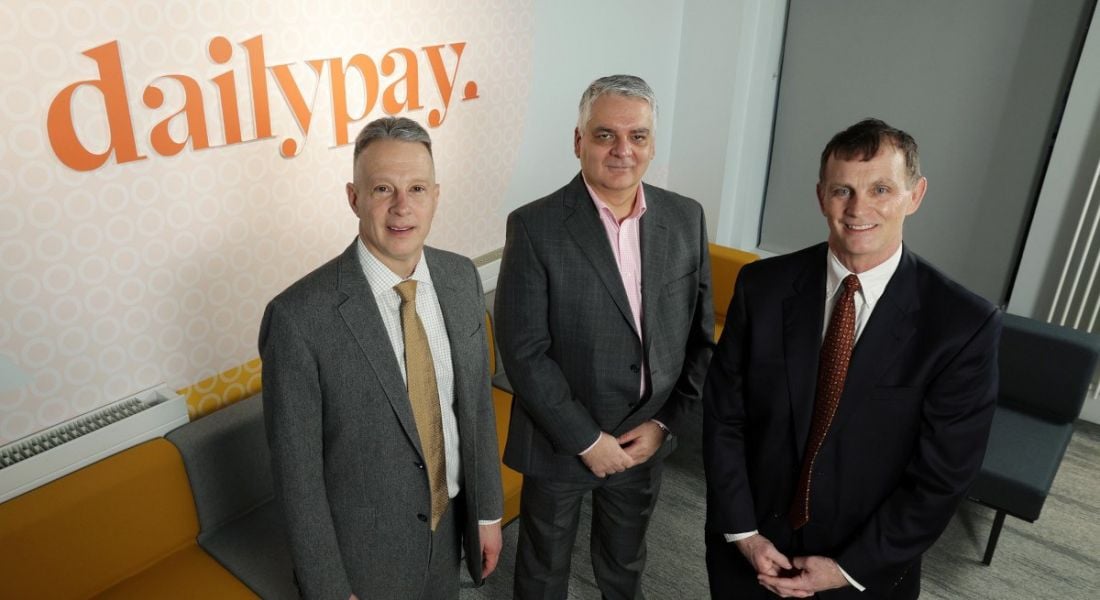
[513,461,664,600]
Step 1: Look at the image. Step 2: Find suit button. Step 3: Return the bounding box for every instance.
[414,461,424,469]
[417,514,428,522]
[630,364,640,373]
[628,401,636,408]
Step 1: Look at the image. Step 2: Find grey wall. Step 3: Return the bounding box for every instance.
[759,0,1093,303]
[502,0,684,213]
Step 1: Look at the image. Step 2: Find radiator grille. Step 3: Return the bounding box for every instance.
[0,398,148,470]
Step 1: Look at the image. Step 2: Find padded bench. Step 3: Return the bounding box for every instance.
[0,437,256,599]
[166,393,297,599]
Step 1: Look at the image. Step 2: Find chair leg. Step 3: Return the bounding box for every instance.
[982,510,1007,565]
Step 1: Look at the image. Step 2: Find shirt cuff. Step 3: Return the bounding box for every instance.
[836,564,865,592]
[723,530,759,542]
[578,432,602,455]
[477,518,502,526]
[650,419,670,435]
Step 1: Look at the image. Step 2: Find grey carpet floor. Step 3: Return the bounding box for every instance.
[462,410,1100,599]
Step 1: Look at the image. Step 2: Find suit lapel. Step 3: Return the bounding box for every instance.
[334,242,424,458]
[427,248,475,427]
[829,248,919,436]
[640,185,669,356]
[783,244,828,460]
[563,174,638,334]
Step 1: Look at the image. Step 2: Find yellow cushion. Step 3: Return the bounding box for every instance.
[0,439,223,599]
[709,243,759,339]
[95,545,257,599]
[492,386,523,524]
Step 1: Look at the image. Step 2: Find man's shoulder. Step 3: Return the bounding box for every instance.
[908,250,997,320]
[642,182,704,218]
[268,250,345,310]
[424,246,477,277]
[740,244,824,282]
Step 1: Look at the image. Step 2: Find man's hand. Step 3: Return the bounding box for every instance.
[479,521,503,579]
[757,555,848,598]
[734,533,792,578]
[580,432,634,477]
[617,421,667,463]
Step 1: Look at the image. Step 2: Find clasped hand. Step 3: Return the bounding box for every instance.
[734,533,848,598]
[581,422,667,478]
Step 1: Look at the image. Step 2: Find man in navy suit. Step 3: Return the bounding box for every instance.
[703,118,1000,599]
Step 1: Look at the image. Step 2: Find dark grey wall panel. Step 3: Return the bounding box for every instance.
[760,0,1093,303]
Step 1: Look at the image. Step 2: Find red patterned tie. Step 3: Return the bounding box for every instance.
[789,274,861,529]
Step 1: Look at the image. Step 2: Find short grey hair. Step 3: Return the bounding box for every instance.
[576,75,658,130]
[352,117,433,168]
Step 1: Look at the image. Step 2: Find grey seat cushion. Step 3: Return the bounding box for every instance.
[167,394,274,535]
[166,393,297,598]
[201,501,298,600]
[970,406,1074,521]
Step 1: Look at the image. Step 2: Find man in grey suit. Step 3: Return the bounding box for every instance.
[495,75,715,599]
[260,117,503,600]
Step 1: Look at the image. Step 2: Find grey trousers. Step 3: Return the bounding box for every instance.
[513,461,664,600]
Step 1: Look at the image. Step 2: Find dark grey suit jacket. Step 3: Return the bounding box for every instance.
[259,241,503,599]
[496,173,714,481]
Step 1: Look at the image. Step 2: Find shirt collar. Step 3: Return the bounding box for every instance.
[825,244,903,309]
[356,237,433,299]
[582,175,648,222]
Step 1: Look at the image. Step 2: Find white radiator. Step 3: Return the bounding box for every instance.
[0,384,189,503]
[1045,152,1100,412]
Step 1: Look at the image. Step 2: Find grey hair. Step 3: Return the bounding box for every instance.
[576,75,658,130]
[352,117,433,168]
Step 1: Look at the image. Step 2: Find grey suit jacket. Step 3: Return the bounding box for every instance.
[259,241,503,599]
[496,173,715,481]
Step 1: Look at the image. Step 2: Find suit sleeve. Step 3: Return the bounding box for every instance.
[836,308,1001,592]
[494,211,603,455]
[470,264,505,522]
[260,301,353,599]
[654,205,715,433]
[702,269,758,533]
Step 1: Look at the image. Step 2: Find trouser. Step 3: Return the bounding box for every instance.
[513,461,664,600]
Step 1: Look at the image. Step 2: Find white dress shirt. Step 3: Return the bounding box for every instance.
[356,239,461,499]
[725,245,904,592]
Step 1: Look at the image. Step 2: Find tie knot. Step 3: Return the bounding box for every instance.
[395,279,418,304]
[842,274,861,294]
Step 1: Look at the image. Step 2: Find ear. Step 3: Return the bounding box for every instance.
[905,177,927,216]
[574,127,582,158]
[816,182,826,215]
[346,182,359,215]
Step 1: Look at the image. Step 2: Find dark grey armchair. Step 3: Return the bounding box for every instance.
[967,312,1100,564]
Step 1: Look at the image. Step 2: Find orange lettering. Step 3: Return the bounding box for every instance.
[270,60,326,157]
[381,47,421,115]
[46,41,144,171]
[330,54,380,147]
[143,75,211,156]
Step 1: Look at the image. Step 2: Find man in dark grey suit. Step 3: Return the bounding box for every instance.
[495,75,715,599]
[260,117,503,600]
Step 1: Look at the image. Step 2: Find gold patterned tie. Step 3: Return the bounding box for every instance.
[789,274,861,529]
[394,280,448,530]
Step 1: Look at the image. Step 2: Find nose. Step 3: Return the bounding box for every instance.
[391,190,412,215]
[844,191,868,216]
[611,136,632,158]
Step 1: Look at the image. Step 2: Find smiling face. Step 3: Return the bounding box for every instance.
[346,139,439,277]
[574,93,655,212]
[817,144,927,273]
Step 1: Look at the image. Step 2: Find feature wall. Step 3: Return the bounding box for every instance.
[0,0,696,444]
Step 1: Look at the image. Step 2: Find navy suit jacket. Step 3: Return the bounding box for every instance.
[704,243,1000,598]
